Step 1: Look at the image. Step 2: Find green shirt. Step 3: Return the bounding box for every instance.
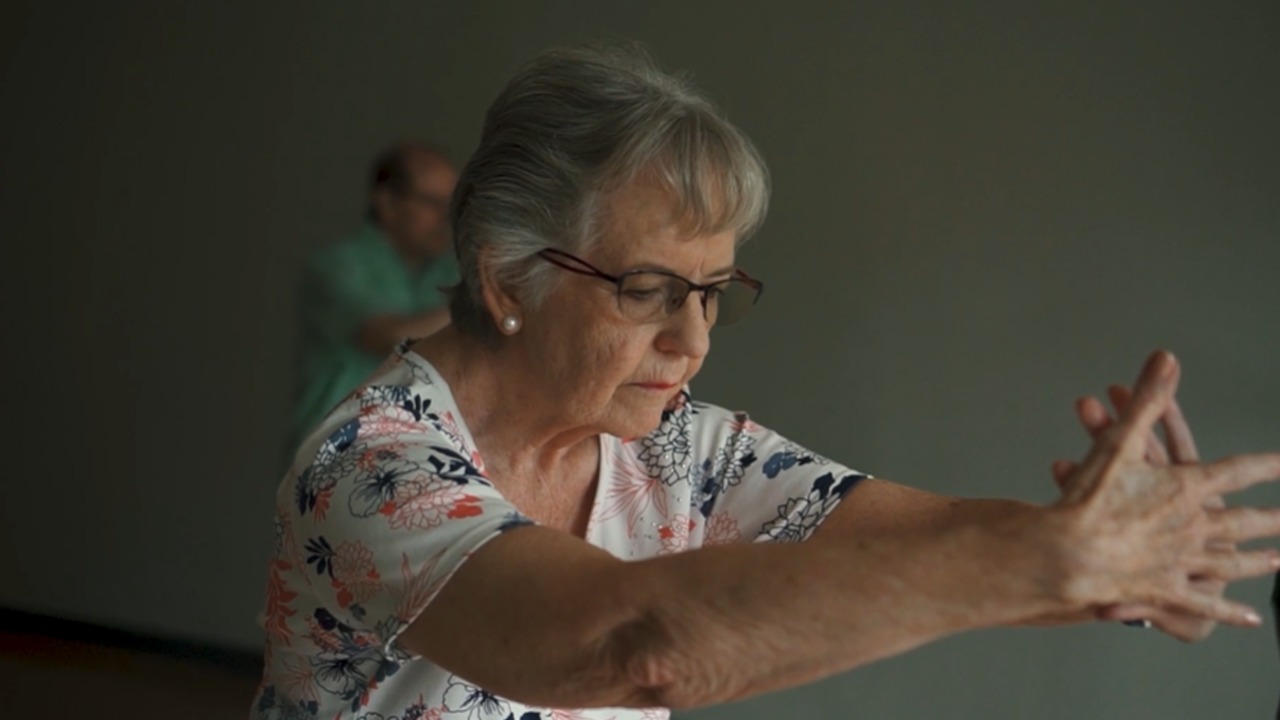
[286,222,459,462]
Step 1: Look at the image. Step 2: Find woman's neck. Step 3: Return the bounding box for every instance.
[409,328,600,475]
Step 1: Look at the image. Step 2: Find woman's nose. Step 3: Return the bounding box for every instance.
[657,292,711,359]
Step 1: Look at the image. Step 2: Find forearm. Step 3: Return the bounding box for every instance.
[411,502,1076,711]
[810,480,1096,628]
[618,502,1073,709]
[357,308,451,355]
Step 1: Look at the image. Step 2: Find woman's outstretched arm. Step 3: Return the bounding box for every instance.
[401,352,1280,710]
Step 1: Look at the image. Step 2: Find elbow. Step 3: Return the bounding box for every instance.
[604,611,746,711]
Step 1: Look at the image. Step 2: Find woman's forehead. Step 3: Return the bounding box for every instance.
[593,228,737,277]
[593,182,738,272]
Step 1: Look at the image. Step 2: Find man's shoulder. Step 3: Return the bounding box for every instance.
[307,223,396,276]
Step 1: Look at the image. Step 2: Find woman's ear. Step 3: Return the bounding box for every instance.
[476,248,523,333]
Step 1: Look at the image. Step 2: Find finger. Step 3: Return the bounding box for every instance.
[1192,546,1280,581]
[1156,621,1215,643]
[1115,383,1202,467]
[1109,384,1170,465]
[1208,506,1280,544]
[1051,459,1077,490]
[1114,351,1180,443]
[1203,539,1235,554]
[1075,396,1113,436]
[1168,591,1262,628]
[1096,602,1158,622]
[1099,600,1222,642]
[1205,453,1280,495]
[1161,396,1199,464]
[1200,492,1227,512]
[1150,614,1216,643]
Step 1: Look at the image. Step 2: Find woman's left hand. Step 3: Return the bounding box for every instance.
[1051,384,1225,642]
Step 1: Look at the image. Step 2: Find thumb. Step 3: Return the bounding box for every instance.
[1051,459,1077,490]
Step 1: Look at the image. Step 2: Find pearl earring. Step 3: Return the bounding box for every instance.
[500,315,521,333]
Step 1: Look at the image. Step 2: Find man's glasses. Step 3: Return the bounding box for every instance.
[403,191,450,211]
[537,249,763,326]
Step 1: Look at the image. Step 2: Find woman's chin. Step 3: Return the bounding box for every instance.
[603,402,667,439]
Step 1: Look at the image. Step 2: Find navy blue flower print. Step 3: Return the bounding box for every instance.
[360,384,412,410]
[759,472,868,542]
[305,537,337,579]
[693,458,724,518]
[443,675,511,720]
[256,685,321,720]
[425,446,490,486]
[349,457,428,517]
[296,420,363,515]
[637,402,693,486]
[711,431,757,489]
[401,393,433,422]
[762,440,829,479]
[498,512,535,532]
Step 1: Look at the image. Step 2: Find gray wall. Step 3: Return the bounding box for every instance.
[2,2,1277,718]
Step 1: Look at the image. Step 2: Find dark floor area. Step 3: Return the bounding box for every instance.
[1,631,259,717]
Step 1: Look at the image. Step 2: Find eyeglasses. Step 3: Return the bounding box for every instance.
[403,191,450,211]
[537,248,764,326]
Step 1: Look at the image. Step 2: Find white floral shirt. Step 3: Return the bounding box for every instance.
[252,345,868,720]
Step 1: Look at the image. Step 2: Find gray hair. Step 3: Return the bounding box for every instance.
[447,40,771,340]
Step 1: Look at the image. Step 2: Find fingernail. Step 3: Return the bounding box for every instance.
[1245,610,1262,625]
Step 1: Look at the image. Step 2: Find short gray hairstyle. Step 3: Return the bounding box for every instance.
[447,40,771,340]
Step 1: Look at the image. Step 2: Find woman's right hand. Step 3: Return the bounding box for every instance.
[1052,371,1231,640]
[1050,351,1280,630]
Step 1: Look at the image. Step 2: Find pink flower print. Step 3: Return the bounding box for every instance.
[385,478,484,531]
[331,540,382,608]
[304,613,344,652]
[592,445,669,535]
[357,443,409,473]
[262,559,297,643]
[433,410,468,450]
[702,512,742,546]
[280,655,318,704]
[312,487,334,522]
[657,514,695,555]
[360,404,421,440]
[393,549,450,621]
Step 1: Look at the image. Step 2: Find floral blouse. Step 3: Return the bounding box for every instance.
[252,345,868,720]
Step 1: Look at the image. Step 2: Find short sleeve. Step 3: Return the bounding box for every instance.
[300,249,403,346]
[286,405,533,659]
[689,402,869,544]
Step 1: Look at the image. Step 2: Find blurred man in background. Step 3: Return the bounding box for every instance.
[285,142,459,463]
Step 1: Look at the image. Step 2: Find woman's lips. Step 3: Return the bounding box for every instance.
[633,381,678,390]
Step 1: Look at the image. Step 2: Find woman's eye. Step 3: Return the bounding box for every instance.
[624,288,661,301]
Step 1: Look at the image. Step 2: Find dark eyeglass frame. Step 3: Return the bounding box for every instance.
[402,190,451,211]
[536,248,764,325]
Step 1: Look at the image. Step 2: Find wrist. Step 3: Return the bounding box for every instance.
[975,503,1092,623]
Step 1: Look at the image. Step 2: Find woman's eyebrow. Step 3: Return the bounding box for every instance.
[629,262,737,279]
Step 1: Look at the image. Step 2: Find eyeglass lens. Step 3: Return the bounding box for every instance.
[616,273,759,326]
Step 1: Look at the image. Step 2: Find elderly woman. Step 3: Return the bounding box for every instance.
[252,43,1280,720]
